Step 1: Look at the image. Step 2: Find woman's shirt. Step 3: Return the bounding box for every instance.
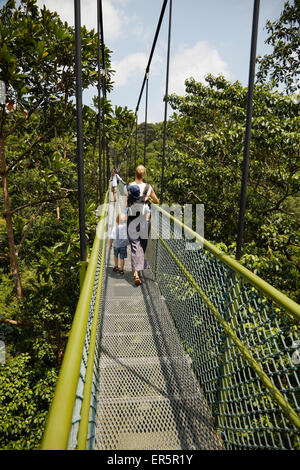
[111,174,122,187]
[124,182,152,197]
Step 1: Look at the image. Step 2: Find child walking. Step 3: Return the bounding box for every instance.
[110,213,128,275]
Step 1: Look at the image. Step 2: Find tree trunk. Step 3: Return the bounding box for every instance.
[0,134,24,300]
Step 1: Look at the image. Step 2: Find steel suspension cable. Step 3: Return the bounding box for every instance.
[122,0,168,157]
[143,73,149,166]
[74,0,86,262]
[99,0,110,188]
[97,0,103,204]
[136,0,168,113]
[160,0,172,203]
[134,112,138,168]
[129,137,132,177]
[125,141,129,179]
[236,0,260,260]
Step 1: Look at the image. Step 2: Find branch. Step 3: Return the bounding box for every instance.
[283,246,300,273]
[7,127,54,172]
[4,94,47,139]
[0,318,22,326]
[4,81,64,139]
[57,188,78,193]
[277,207,300,223]
[187,190,203,204]
[0,105,5,135]
[16,202,47,256]
[256,180,291,215]
[10,191,75,215]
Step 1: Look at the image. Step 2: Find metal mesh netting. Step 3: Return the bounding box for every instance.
[94,199,223,450]
[67,236,105,450]
[145,205,300,450]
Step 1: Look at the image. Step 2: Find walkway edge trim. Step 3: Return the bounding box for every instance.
[76,215,107,449]
[40,198,108,450]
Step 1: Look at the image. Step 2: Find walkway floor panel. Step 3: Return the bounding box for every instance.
[95,242,223,450]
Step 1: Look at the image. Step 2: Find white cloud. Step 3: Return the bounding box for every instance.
[36,0,128,41]
[169,41,231,95]
[112,52,163,87]
[112,52,147,87]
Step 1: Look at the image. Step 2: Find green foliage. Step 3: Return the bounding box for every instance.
[0,0,299,451]
[0,0,135,450]
[257,0,300,94]
[147,74,300,301]
[0,353,57,449]
[0,0,113,106]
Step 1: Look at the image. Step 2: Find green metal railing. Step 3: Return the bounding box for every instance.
[41,183,300,450]
[41,195,108,450]
[146,204,300,450]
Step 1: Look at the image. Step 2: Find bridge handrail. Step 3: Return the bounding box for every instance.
[41,197,108,450]
[156,204,300,322]
[145,200,300,448]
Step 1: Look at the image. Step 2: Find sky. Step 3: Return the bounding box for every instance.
[2,0,287,122]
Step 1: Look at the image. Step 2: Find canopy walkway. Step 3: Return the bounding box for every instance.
[41,185,300,451]
[94,238,222,450]
[41,0,299,451]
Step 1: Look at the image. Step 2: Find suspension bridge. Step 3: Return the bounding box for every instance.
[41,0,300,450]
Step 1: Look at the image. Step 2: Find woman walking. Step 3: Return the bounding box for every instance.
[111,168,125,202]
[124,165,159,286]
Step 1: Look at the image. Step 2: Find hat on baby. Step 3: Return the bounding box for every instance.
[127,184,140,200]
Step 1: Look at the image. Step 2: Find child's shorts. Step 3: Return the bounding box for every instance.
[114,246,127,259]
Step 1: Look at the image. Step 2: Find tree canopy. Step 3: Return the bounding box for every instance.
[126,75,299,302]
[0,0,134,449]
[257,0,300,94]
[0,0,299,450]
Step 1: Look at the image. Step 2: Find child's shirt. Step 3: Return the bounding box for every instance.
[111,223,128,248]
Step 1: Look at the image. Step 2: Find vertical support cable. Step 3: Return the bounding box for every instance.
[74,0,86,262]
[236,0,260,260]
[129,136,132,178]
[102,112,106,193]
[97,0,103,204]
[135,112,138,169]
[135,0,168,113]
[116,147,119,169]
[106,143,110,183]
[99,0,109,190]
[143,72,149,167]
[123,0,167,170]
[160,0,172,203]
[124,145,127,180]
[127,146,129,180]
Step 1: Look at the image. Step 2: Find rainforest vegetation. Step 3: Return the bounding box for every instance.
[0,0,299,449]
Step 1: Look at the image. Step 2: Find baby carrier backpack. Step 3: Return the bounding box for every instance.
[127,183,151,217]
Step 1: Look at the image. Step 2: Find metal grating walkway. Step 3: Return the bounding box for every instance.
[94,234,223,450]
